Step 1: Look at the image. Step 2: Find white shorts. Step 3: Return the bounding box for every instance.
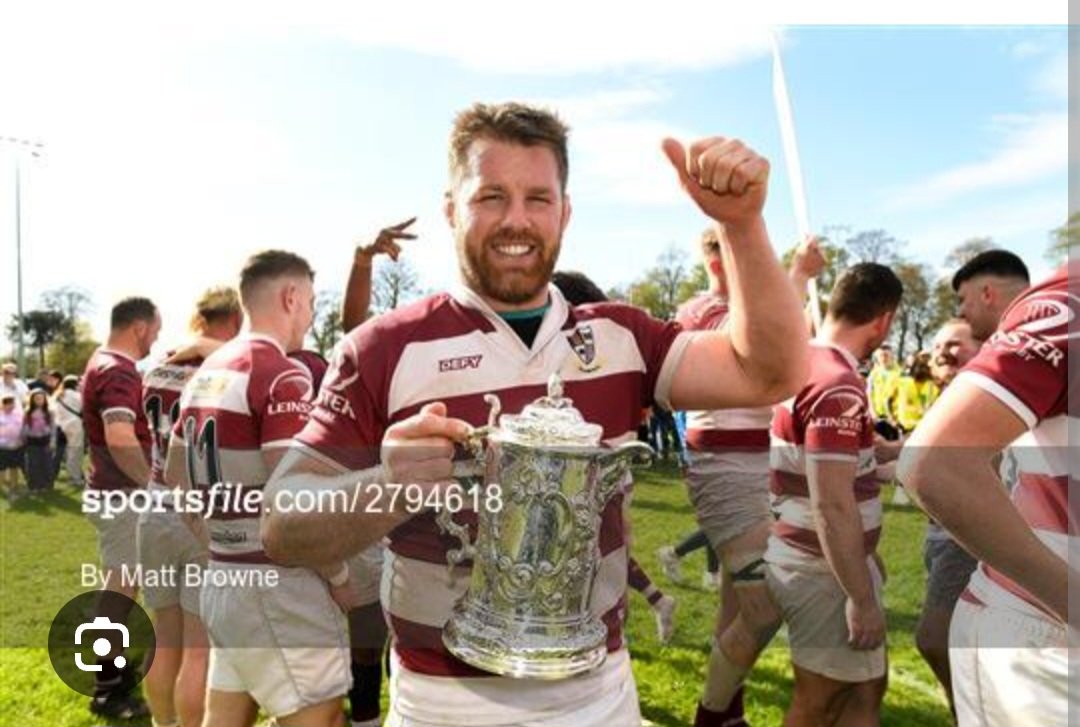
[87,502,139,573]
[201,563,350,718]
[385,649,641,727]
[950,598,1074,727]
[137,508,206,614]
[348,542,385,607]
[766,560,887,683]
[684,454,770,551]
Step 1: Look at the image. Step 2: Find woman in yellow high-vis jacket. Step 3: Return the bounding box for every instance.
[893,352,939,432]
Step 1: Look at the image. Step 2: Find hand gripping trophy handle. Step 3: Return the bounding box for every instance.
[436,394,501,572]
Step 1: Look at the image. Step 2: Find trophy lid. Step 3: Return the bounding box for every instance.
[497,374,602,447]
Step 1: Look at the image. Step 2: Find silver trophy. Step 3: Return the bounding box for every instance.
[437,374,652,679]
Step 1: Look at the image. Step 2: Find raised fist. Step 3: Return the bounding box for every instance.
[663,137,769,227]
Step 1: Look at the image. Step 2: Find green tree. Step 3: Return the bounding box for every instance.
[8,310,71,369]
[891,263,954,359]
[944,237,994,269]
[845,229,900,264]
[41,286,93,345]
[309,290,343,357]
[1047,212,1080,263]
[45,320,99,376]
[373,258,422,313]
[625,245,697,320]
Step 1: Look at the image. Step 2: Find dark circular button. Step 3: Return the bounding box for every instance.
[48,590,156,696]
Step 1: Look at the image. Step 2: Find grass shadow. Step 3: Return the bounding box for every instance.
[6,487,85,516]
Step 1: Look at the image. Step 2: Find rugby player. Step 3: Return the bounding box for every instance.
[140,286,242,727]
[679,231,824,726]
[766,263,903,726]
[164,251,356,727]
[81,296,162,720]
[952,249,1029,342]
[899,262,1075,726]
[262,101,809,726]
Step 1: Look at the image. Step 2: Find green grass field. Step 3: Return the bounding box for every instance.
[0,462,951,726]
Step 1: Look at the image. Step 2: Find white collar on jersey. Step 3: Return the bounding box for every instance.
[811,338,861,372]
[450,282,570,358]
[98,347,137,364]
[240,331,286,355]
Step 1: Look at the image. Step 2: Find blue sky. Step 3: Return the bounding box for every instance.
[0,4,1069,352]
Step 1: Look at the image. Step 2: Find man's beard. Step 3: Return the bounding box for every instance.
[459,229,559,305]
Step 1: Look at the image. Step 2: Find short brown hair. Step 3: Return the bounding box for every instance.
[190,286,241,333]
[111,297,158,330]
[827,263,903,325]
[238,250,314,307]
[449,102,570,191]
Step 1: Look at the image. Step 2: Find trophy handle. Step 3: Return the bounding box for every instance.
[436,506,475,570]
[595,441,653,505]
[435,421,494,576]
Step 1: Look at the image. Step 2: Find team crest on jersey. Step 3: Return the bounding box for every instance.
[267,368,315,416]
[566,325,601,372]
[808,385,867,435]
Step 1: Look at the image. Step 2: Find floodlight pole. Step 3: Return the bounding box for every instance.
[14,157,23,369]
[2,136,44,371]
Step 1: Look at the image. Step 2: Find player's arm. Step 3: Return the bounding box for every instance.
[668,219,808,410]
[898,379,1071,622]
[662,138,808,411]
[787,235,826,302]
[164,337,226,364]
[262,402,470,567]
[807,457,885,650]
[341,218,416,332]
[103,410,151,486]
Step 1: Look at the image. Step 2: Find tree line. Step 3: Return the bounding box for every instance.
[7,214,1076,371]
[610,215,1077,360]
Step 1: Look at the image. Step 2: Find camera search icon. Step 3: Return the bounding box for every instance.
[48,590,155,696]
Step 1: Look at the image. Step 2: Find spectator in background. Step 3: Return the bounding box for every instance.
[23,389,55,492]
[893,351,939,434]
[867,345,901,440]
[0,363,29,403]
[0,394,24,497]
[39,369,69,480]
[53,374,85,487]
[649,406,682,460]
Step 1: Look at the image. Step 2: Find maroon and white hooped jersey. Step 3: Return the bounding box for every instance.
[957,264,1076,620]
[766,341,880,572]
[676,293,772,470]
[172,333,315,564]
[143,356,203,488]
[82,348,152,491]
[295,284,690,681]
[289,349,329,392]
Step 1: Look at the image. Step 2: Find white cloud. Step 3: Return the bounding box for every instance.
[1032,52,1068,101]
[526,87,696,207]
[886,112,1066,211]
[897,190,1065,280]
[1011,40,1049,59]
